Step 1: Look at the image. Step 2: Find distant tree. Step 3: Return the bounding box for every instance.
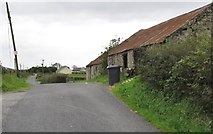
[48,67,57,73]
[105,37,120,51]
[52,63,61,69]
[72,65,78,69]
[27,66,57,74]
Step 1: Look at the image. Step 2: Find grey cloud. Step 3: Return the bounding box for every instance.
[1,2,210,68]
[3,2,209,23]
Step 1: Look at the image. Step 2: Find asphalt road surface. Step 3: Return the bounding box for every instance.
[2,76,158,132]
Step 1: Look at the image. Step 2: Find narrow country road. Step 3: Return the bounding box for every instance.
[2,76,158,132]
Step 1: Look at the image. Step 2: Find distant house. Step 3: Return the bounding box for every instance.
[56,66,72,74]
[72,67,86,74]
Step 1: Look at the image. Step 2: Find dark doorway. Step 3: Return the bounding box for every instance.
[123,53,128,68]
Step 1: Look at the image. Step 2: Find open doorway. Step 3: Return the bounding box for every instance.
[123,53,128,68]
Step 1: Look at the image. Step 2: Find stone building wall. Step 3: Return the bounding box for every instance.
[166,4,212,42]
[127,50,135,69]
[86,67,91,80]
[108,54,122,67]
[108,50,135,71]
[86,64,101,80]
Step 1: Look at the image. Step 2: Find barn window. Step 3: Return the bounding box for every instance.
[123,53,128,68]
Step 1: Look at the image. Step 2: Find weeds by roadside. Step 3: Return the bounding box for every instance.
[2,74,31,93]
[112,76,211,132]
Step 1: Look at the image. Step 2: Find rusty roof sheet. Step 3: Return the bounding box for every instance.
[108,5,208,56]
[86,53,104,67]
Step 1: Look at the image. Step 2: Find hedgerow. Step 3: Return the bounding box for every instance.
[137,32,212,116]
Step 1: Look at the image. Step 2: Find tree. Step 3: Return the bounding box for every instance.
[105,37,120,51]
[72,65,78,69]
[27,66,57,74]
[100,37,121,74]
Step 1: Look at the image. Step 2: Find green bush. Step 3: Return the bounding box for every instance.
[165,34,212,114]
[39,74,68,84]
[139,36,197,89]
[28,66,57,74]
[137,32,212,115]
[88,75,108,84]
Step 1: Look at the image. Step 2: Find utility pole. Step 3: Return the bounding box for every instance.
[6,2,19,77]
[41,59,44,74]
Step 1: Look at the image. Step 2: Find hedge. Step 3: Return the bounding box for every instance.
[136,32,212,115]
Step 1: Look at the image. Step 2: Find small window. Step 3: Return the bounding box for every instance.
[123,53,128,68]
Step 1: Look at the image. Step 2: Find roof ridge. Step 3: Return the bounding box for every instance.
[108,3,209,56]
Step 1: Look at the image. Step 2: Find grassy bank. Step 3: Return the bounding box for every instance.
[88,75,108,84]
[112,76,211,132]
[88,73,128,85]
[2,74,31,93]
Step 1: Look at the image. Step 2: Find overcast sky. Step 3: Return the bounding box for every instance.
[0,1,210,69]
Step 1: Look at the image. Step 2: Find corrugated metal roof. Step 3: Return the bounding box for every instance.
[108,4,209,56]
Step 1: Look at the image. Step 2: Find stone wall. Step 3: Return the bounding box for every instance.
[108,54,122,67]
[108,50,135,71]
[86,64,102,80]
[166,4,212,42]
[86,67,91,80]
[127,50,135,69]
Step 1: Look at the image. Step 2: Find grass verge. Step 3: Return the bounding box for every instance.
[88,75,108,84]
[2,74,31,93]
[88,73,129,85]
[112,76,211,132]
[68,73,86,82]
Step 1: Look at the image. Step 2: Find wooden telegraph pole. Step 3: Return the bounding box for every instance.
[6,2,20,77]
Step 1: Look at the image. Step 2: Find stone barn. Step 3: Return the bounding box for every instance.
[108,4,212,73]
[86,54,103,80]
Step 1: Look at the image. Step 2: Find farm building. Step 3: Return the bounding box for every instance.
[86,54,103,80]
[108,4,212,71]
[86,4,212,80]
[72,67,86,74]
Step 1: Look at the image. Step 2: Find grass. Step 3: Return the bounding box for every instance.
[2,74,31,93]
[112,76,211,132]
[68,73,86,82]
[88,74,108,84]
[68,73,86,78]
[88,73,129,85]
